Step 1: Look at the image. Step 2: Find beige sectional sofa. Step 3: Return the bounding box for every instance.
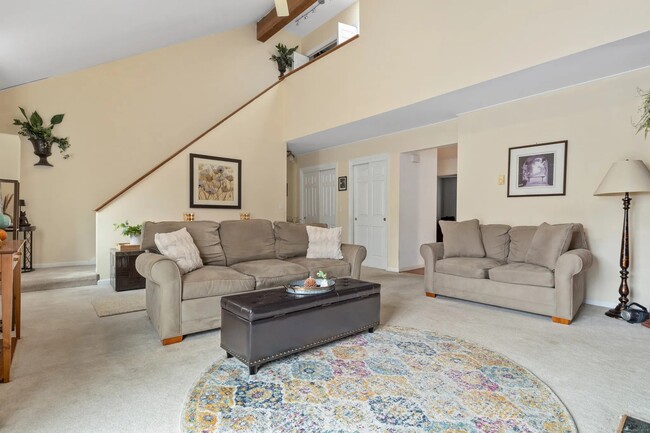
[420,220,593,324]
[135,219,367,344]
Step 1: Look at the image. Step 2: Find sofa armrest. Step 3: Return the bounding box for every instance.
[554,248,593,320]
[135,252,183,341]
[420,243,444,293]
[341,243,367,279]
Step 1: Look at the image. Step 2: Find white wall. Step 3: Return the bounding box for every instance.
[458,67,650,307]
[399,149,437,270]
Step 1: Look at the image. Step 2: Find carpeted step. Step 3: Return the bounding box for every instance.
[22,265,99,292]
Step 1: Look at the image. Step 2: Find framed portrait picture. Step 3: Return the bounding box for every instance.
[507,141,567,197]
[190,153,241,208]
[338,176,347,191]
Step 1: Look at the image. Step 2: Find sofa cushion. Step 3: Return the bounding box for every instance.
[489,263,555,288]
[480,224,511,262]
[436,257,503,279]
[154,228,204,274]
[525,223,574,270]
[507,226,537,263]
[219,219,277,265]
[274,221,310,259]
[285,257,351,278]
[181,266,255,300]
[142,220,226,266]
[306,226,344,259]
[439,219,486,259]
[230,259,309,289]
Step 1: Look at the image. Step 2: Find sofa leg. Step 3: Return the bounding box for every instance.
[162,336,183,345]
[551,317,571,325]
[425,292,437,298]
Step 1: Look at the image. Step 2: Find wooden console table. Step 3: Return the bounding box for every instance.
[1,239,24,383]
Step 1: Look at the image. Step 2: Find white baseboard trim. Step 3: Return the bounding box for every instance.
[33,259,96,269]
[97,279,111,285]
[398,265,424,272]
[584,299,612,308]
[385,267,400,273]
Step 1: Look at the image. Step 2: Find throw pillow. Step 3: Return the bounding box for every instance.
[525,223,574,270]
[154,227,203,274]
[306,226,343,259]
[439,219,486,259]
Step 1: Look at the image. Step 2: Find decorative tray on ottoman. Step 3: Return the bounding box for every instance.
[286,279,335,295]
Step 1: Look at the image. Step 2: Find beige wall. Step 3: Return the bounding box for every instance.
[301,2,360,55]
[96,88,286,279]
[0,133,21,181]
[283,0,650,141]
[458,67,650,307]
[0,26,299,266]
[291,120,458,271]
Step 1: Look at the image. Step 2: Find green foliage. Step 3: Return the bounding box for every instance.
[13,107,71,159]
[316,270,327,279]
[634,88,650,139]
[269,43,300,73]
[113,221,143,237]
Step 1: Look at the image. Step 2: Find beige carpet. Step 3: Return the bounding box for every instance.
[91,289,145,317]
[1,267,649,433]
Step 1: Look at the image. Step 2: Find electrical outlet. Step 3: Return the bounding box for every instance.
[497,175,505,185]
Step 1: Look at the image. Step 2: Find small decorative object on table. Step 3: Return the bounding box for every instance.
[113,220,142,246]
[0,229,6,245]
[286,273,336,295]
[316,270,328,287]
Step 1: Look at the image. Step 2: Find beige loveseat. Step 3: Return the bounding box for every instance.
[420,220,593,324]
[135,219,367,344]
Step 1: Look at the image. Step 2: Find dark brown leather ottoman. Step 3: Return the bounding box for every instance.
[220,278,380,374]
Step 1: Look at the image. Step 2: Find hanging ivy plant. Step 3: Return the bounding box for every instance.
[634,88,650,138]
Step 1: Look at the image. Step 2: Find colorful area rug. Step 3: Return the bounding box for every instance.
[182,326,576,432]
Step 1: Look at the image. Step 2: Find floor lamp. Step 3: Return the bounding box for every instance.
[594,159,650,319]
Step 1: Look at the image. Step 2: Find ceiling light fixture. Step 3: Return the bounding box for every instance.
[294,0,326,26]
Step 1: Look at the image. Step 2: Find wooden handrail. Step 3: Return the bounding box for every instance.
[94,35,359,212]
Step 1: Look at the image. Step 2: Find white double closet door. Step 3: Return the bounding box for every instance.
[301,166,336,228]
[351,157,388,269]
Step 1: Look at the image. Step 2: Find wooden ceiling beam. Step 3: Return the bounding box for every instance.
[257,0,315,42]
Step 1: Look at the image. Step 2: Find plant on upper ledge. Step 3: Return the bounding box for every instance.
[270,43,299,78]
[634,88,650,138]
[13,107,70,166]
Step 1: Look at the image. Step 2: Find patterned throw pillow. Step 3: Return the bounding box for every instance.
[154,227,203,274]
[306,226,343,259]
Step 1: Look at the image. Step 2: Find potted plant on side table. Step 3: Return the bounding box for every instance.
[13,107,70,166]
[113,221,143,249]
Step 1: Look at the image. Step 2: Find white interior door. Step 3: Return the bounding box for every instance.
[301,166,336,227]
[352,158,388,269]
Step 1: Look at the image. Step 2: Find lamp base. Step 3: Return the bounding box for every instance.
[605,308,623,319]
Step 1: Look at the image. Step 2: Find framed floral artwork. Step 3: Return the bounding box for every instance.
[190,153,241,208]
[507,141,567,197]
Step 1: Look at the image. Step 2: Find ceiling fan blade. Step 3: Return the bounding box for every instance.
[274,0,289,16]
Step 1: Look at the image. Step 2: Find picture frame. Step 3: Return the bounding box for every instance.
[338,176,347,191]
[507,140,567,197]
[190,153,241,209]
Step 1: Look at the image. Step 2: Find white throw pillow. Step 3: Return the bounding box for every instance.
[306,226,343,259]
[154,227,203,274]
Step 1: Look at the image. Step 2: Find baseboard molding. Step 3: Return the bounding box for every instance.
[584,299,612,308]
[398,265,424,272]
[97,279,111,285]
[33,259,96,269]
[385,267,400,273]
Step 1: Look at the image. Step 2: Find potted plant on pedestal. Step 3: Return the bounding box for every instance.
[13,107,70,166]
[270,43,299,78]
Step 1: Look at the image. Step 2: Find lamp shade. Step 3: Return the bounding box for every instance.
[594,159,650,195]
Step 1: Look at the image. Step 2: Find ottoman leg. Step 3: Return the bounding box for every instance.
[368,327,374,333]
[226,352,233,359]
[249,365,259,375]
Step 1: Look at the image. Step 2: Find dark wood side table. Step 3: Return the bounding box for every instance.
[6,226,35,272]
[110,249,145,291]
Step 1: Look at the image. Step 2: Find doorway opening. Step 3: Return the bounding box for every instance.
[300,164,337,228]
